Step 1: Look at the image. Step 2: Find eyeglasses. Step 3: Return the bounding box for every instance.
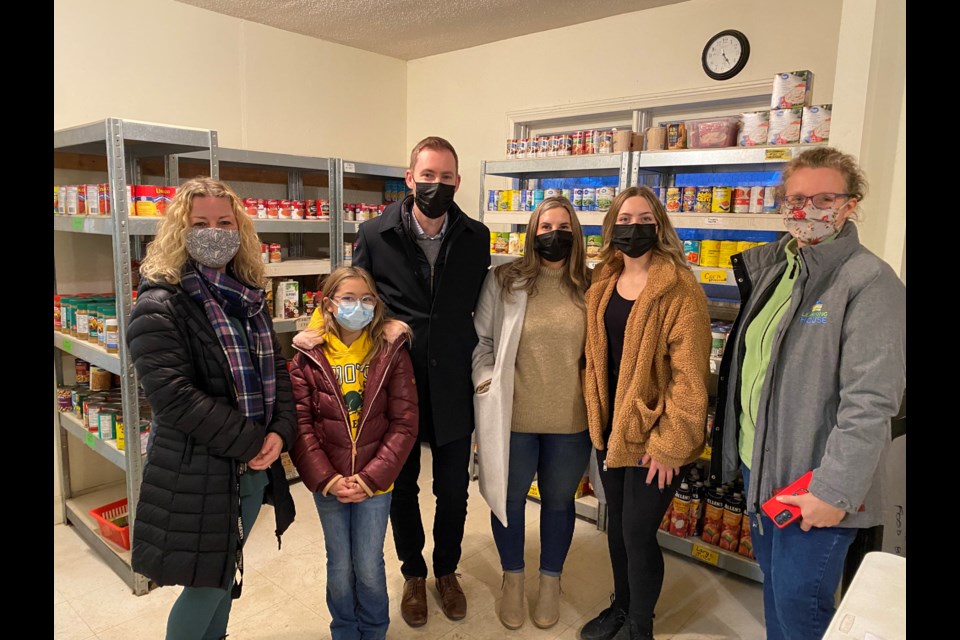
[333,295,377,310]
[781,193,852,210]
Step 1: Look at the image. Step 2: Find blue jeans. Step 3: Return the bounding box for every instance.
[314,491,392,640]
[165,486,264,640]
[742,465,857,640]
[491,430,593,576]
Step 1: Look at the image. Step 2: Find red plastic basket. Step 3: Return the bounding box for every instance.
[89,498,130,550]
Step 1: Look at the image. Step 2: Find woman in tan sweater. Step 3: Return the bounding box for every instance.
[472,196,591,631]
[578,186,711,640]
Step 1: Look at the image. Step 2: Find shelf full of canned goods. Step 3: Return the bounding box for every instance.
[636,144,824,169]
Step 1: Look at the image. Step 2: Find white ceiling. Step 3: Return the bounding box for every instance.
[175,0,689,60]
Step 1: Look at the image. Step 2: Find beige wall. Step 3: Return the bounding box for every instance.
[54,0,407,165]
[406,0,844,216]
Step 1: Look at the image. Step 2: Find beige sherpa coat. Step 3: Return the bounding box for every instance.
[584,253,712,469]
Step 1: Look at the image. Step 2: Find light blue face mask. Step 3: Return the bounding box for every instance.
[335,300,374,331]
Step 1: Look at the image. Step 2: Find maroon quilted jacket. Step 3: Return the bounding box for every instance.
[289,334,418,496]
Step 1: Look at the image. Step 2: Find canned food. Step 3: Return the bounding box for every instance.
[243,198,258,217]
[711,187,732,213]
[510,190,522,211]
[736,241,753,253]
[749,186,765,213]
[517,138,529,159]
[306,200,318,220]
[543,188,561,199]
[532,189,545,209]
[319,200,330,219]
[256,199,267,219]
[278,200,292,220]
[571,131,584,156]
[694,187,714,213]
[597,130,614,154]
[548,135,561,157]
[290,200,304,220]
[561,188,573,202]
[344,204,356,221]
[666,187,682,213]
[344,242,354,259]
[558,134,573,157]
[507,139,517,158]
[57,388,74,413]
[266,199,280,219]
[269,243,282,263]
[700,240,721,267]
[65,185,79,215]
[683,240,701,265]
[573,188,584,210]
[682,187,697,212]
[538,136,550,158]
[487,190,499,212]
[75,359,90,385]
[586,235,603,259]
[583,130,596,155]
[582,188,596,212]
[498,191,512,211]
[711,326,727,358]
[98,408,120,440]
[490,232,499,253]
[719,241,738,268]
[733,188,751,213]
[597,186,616,211]
[261,243,269,264]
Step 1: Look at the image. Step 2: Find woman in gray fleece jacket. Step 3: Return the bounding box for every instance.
[712,147,905,640]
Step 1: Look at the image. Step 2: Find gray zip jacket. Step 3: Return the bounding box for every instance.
[711,223,905,530]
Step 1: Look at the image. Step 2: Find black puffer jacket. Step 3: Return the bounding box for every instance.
[127,279,297,592]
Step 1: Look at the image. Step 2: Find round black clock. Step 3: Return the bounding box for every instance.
[702,30,750,81]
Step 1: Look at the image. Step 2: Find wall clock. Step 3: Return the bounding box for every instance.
[702,30,750,81]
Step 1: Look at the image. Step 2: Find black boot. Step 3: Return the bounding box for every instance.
[579,595,627,640]
[610,617,654,640]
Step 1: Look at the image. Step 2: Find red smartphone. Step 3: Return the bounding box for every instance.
[761,471,813,528]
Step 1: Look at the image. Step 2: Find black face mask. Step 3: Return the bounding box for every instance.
[534,229,574,263]
[414,181,456,219]
[612,223,658,258]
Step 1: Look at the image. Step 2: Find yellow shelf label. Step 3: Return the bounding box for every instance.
[84,432,96,449]
[62,338,73,353]
[295,316,310,331]
[699,270,728,284]
[765,148,794,161]
[71,217,85,231]
[691,543,720,566]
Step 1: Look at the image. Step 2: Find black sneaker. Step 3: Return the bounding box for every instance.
[579,596,627,640]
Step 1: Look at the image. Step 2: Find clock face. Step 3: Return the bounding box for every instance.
[702,30,750,80]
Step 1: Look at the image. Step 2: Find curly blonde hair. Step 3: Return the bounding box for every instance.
[597,186,688,271]
[138,177,266,288]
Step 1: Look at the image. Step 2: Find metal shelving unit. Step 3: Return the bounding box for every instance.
[668,212,784,232]
[656,530,763,582]
[54,118,219,595]
[636,144,820,170]
[331,159,406,268]
[263,259,332,278]
[479,152,636,225]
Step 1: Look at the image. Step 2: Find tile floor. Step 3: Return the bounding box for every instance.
[54,445,765,639]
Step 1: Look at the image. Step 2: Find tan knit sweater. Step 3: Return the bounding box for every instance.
[511,266,588,434]
[584,253,712,468]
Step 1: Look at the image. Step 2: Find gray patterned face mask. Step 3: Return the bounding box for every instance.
[185,228,241,269]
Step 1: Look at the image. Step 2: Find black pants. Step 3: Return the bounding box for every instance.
[390,418,472,578]
[597,447,691,625]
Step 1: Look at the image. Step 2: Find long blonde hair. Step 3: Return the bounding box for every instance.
[317,267,411,366]
[495,196,588,305]
[138,177,266,288]
[597,186,688,271]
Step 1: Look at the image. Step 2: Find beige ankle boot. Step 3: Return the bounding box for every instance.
[533,573,561,628]
[499,571,526,629]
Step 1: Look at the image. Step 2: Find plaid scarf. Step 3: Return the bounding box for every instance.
[180,261,276,427]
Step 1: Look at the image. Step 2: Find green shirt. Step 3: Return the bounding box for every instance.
[738,234,839,467]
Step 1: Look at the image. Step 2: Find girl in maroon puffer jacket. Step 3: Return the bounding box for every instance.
[289,266,418,640]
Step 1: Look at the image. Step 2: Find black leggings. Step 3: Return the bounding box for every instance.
[597,447,691,624]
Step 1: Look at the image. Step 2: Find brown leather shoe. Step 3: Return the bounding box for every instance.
[435,573,467,620]
[401,576,428,627]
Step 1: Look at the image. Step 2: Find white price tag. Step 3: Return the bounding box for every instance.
[705,217,720,225]
[343,162,356,173]
[295,316,310,331]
